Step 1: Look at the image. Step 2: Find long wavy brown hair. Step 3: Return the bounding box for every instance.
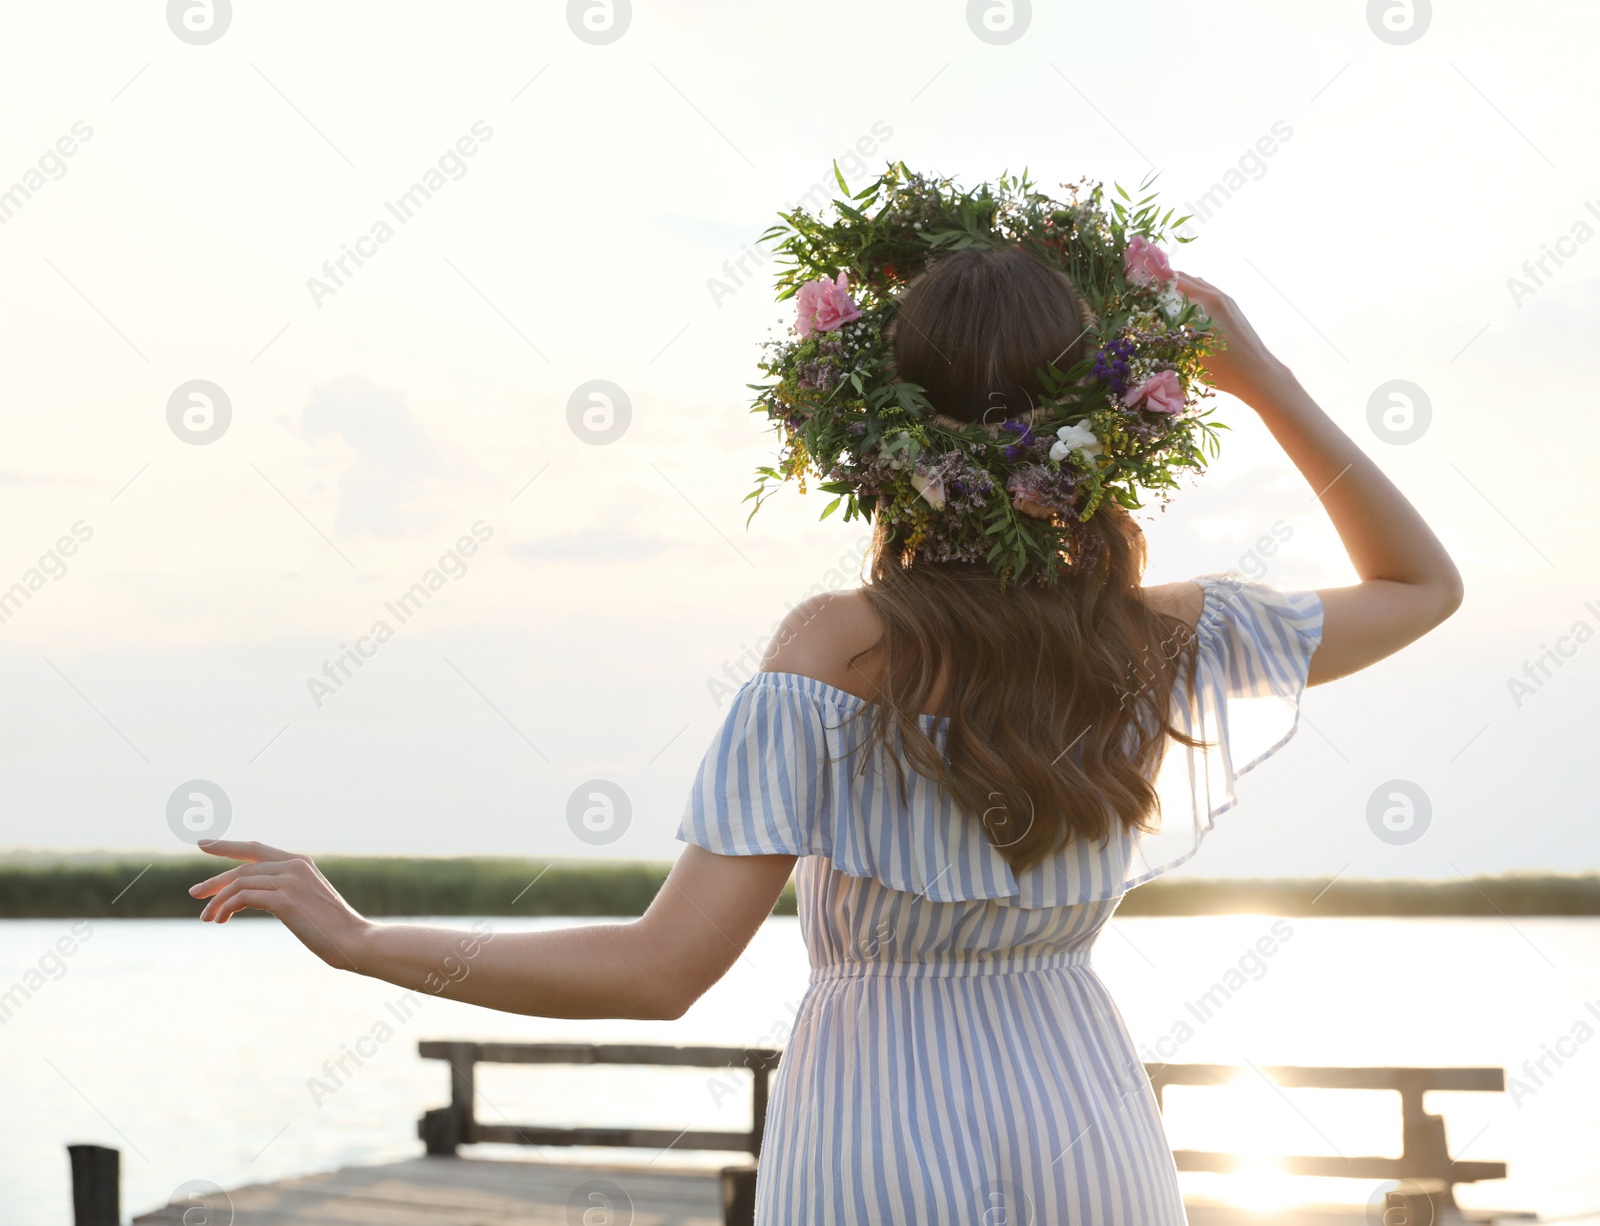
[844,246,1203,875]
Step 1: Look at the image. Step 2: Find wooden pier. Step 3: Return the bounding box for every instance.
[130,1156,728,1225]
[106,1042,1531,1225]
[121,1155,1531,1225]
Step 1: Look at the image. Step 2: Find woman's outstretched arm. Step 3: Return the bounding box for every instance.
[188,839,796,1020]
[1176,271,1464,685]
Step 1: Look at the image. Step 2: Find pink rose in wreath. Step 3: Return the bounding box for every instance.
[1006,473,1055,520]
[1124,369,1185,414]
[1123,235,1174,288]
[795,271,863,338]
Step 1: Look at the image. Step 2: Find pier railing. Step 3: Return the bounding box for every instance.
[417,1039,780,1156]
[417,1039,778,1222]
[1152,1062,1497,1209]
[417,1043,1508,1223]
[1150,1063,1506,1206]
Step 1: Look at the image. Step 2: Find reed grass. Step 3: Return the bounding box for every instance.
[3,855,1598,918]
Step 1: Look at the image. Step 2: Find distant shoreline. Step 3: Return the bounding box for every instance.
[2,856,1598,919]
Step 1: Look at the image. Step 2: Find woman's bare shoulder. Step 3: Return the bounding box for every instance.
[758,581,1205,701]
[1141,580,1207,630]
[761,588,883,700]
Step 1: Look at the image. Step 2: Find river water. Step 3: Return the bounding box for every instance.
[2,915,1597,1223]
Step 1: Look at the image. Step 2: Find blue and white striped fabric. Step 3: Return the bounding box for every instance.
[677,574,1324,1225]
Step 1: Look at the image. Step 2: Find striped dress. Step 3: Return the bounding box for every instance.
[677,574,1325,1225]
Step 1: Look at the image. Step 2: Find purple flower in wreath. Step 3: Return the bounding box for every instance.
[998,417,1035,462]
[1090,338,1136,395]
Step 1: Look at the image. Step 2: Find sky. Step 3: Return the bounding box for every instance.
[0,0,1596,881]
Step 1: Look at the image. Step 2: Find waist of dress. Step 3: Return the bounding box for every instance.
[810,947,1093,981]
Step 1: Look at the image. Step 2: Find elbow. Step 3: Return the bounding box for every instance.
[1401,562,1464,631]
[625,917,728,1021]
[640,981,701,1022]
[1433,566,1465,624]
[632,952,710,1021]
[651,999,691,1023]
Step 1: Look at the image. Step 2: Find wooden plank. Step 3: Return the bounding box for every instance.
[418,1040,781,1070]
[473,1124,756,1152]
[1149,1065,1505,1092]
[129,1155,1527,1226]
[1186,1208,1519,1225]
[132,1157,725,1226]
[1173,1150,1508,1182]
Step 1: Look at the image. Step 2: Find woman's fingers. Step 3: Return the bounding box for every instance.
[197,838,304,864]
[1174,270,1233,304]
[192,840,310,903]
[1170,272,1287,407]
[189,870,235,899]
[1175,272,1224,313]
[210,888,288,924]
[200,870,308,923]
[185,844,369,967]
[190,856,297,899]
[199,873,276,921]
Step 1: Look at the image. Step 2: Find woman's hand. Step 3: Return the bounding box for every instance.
[186,839,796,1020]
[1171,270,1463,681]
[190,840,371,971]
[1174,270,1292,409]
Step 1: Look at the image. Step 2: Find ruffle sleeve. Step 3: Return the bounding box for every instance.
[676,572,1323,906]
[676,676,829,858]
[1125,572,1325,889]
[676,672,1062,903]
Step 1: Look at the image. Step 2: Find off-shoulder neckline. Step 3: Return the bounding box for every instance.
[749,669,946,723]
[750,577,1238,721]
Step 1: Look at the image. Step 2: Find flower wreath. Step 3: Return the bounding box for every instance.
[743,162,1225,589]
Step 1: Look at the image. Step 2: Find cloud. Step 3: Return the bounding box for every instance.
[296,376,446,539]
[508,526,671,564]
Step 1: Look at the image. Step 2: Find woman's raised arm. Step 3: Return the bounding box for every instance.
[189,839,796,1020]
[1176,271,1464,685]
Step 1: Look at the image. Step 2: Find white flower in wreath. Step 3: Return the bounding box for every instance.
[909,471,946,509]
[1158,282,1186,319]
[1050,421,1102,463]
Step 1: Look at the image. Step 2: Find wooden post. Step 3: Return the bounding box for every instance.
[66,1144,118,1226]
[419,1106,461,1155]
[1397,1073,1457,1208]
[719,1163,758,1226]
[447,1040,477,1139]
[749,1061,771,1157]
[1384,1178,1448,1223]
[420,1040,479,1155]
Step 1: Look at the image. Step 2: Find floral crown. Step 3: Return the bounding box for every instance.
[743,162,1224,589]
